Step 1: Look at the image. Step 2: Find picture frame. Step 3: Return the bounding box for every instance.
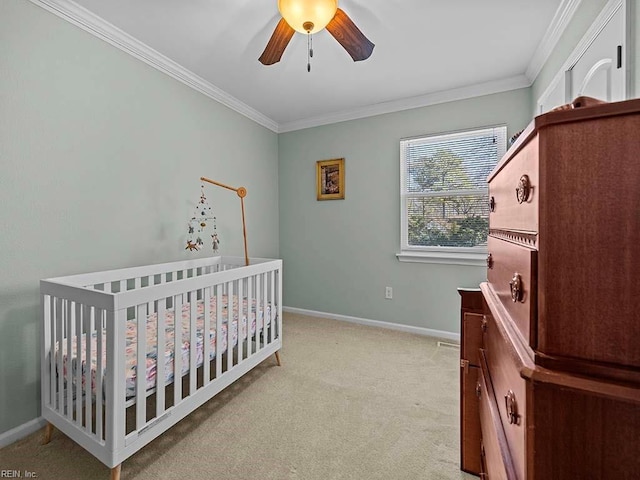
[316,158,345,200]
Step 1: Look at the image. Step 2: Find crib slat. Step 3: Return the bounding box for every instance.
[136,304,147,431]
[56,299,63,413]
[227,281,234,371]
[247,278,253,358]
[65,301,73,418]
[84,305,93,430]
[174,294,182,404]
[273,271,277,343]
[215,285,222,379]
[75,303,82,425]
[256,273,264,350]
[96,308,104,440]
[277,269,282,342]
[262,273,268,347]
[256,274,262,351]
[156,300,166,417]
[189,292,197,394]
[49,297,56,409]
[105,309,126,454]
[203,287,211,384]
[41,295,50,409]
[237,280,243,363]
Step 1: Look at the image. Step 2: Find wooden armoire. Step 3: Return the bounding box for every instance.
[459,98,640,479]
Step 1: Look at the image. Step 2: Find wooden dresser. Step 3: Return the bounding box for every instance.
[460,98,640,479]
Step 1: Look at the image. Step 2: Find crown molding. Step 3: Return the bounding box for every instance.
[525,0,582,82]
[278,75,531,133]
[29,0,280,133]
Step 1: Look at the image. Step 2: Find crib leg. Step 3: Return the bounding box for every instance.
[110,464,121,480]
[274,351,282,367]
[42,422,54,445]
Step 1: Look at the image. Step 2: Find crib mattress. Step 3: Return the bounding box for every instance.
[56,295,274,399]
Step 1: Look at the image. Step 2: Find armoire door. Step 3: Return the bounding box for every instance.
[568,5,625,102]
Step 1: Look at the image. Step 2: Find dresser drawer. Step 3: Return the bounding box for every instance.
[478,353,517,480]
[488,135,539,233]
[487,236,537,344]
[484,313,527,480]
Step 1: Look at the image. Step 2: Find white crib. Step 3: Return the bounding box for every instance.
[40,256,282,479]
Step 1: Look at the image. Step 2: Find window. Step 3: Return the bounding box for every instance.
[398,125,507,265]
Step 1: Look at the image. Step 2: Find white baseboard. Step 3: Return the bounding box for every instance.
[283,306,460,343]
[0,417,47,449]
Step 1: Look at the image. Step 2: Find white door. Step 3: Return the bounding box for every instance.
[568,6,625,102]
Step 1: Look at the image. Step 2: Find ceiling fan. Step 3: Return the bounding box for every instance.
[259,0,374,70]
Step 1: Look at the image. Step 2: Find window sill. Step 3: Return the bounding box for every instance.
[396,250,487,267]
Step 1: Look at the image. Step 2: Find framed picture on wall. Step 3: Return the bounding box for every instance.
[316,158,345,200]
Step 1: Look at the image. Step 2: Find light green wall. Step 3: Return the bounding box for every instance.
[278,89,531,334]
[0,0,278,434]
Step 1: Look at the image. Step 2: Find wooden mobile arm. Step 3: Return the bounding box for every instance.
[200,176,249,266]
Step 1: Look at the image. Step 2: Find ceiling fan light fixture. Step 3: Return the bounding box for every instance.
[278,0,338,34]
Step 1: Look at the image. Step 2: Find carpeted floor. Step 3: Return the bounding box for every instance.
[0,313,476,479]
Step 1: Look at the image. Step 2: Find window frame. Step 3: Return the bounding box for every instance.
[398,125,507,266]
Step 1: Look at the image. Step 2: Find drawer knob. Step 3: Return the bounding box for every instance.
[486,253,493,269]
[476,382,482,398]
[504,390,520,425]
[515,175,531,204]
[489,196,496,212]
[481,315,488,332]
[509,273,523,303]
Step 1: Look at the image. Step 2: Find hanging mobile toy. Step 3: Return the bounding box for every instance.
[211,223,220,253]
[185,183,220,253]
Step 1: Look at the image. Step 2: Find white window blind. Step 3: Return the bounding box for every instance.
[399,125,507,262]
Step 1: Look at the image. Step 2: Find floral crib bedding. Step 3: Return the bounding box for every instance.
[56,294,274,400]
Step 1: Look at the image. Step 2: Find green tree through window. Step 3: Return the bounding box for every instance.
[401,126,507,253]
[408,149,487,247]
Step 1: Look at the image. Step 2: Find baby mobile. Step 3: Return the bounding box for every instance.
[185,183,220,253]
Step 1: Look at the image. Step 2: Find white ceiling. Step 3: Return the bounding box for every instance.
[63,0,568,131]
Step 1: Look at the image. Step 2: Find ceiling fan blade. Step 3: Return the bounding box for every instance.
[259,18,295,65]
[326,8,374,62]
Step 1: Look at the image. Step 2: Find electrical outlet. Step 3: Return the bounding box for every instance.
[385,286,393,299]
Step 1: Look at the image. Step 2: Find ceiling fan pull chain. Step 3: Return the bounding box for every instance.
[307,31,312,72]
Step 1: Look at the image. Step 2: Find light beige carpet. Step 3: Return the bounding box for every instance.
[0,313,476,480]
